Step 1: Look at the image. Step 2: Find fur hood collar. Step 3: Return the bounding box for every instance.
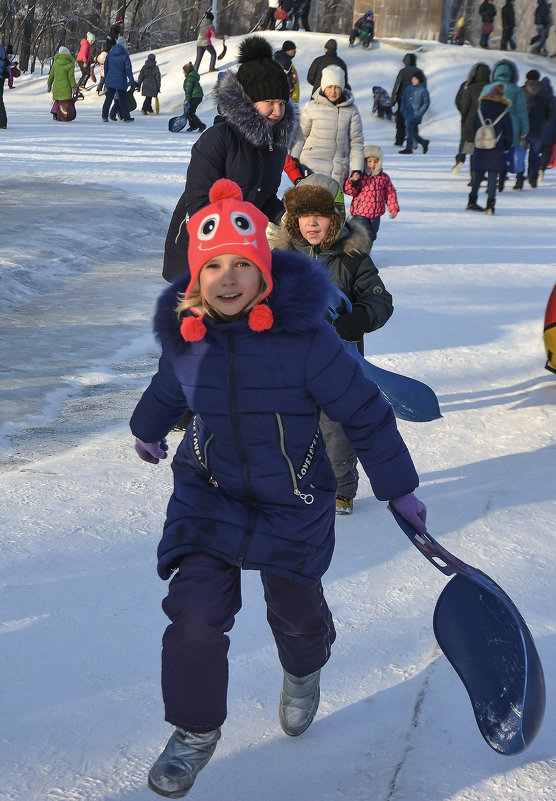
[268,217,371,258]
[214,72,298,150]
[154,250,333,354]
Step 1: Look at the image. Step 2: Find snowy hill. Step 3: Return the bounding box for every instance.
[1,32,555,801]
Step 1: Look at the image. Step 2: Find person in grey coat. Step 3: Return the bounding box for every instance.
[137,53,161,114]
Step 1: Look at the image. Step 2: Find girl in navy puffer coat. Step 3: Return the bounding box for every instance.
[130,179,426,798]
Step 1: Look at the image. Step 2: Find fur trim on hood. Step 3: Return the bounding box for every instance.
[268,215,371,258]
[363,145,382,175]
[153,250,333,355]
[214,71,298,150]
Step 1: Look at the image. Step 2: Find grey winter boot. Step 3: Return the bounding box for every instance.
[486,197,496,215]
[279,668,321,737]
[148,727,221,798]
[466,193,484,212]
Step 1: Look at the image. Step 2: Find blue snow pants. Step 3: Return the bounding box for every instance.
[160,552,336,732]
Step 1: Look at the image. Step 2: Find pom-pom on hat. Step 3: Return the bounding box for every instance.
[321,65,344,91]
[236,35,290,103]
[182,179,274,341]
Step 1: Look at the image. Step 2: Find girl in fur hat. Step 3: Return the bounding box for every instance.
[131,178,425,798]
[269,173,393,514]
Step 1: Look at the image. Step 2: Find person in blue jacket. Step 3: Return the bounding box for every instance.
[101,36,135,122]
[399,70,430,154]
[130,178,427,799]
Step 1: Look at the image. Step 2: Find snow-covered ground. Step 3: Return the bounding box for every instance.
[1,31,555,801]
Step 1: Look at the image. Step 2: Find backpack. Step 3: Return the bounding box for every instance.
[475,106,508,149]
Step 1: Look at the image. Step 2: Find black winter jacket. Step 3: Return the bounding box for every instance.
[460,63,491,143]
[162,72,298,282]
[522,78,554,137]
[391,54,420,108]
[306,52,350,92]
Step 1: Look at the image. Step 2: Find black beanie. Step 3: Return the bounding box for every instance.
[526,69,540,81]
[236,36,290,103]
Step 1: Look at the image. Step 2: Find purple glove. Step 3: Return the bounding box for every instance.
[389,493,427,535]
[135,438,168,465]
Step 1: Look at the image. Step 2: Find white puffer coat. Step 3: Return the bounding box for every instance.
[290,89,364,184]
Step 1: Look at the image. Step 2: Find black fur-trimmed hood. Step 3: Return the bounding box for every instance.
[154,249,333,355]
[214,72,298,150]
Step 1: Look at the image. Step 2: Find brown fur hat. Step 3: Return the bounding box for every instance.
[283,175,344,248]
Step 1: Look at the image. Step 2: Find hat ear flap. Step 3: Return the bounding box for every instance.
[323,214,342,248]
[285,214,302,241]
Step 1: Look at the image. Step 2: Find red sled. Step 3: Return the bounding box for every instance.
[51,92,84,122]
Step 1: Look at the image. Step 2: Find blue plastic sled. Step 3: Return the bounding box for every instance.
[328,287,441,422]
[168,102,190,133]
[343,341,441,422]
[390,506,546,755]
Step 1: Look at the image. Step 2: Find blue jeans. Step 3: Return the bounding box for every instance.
[351,214,381,246]
[516,135,542,186]
[406,120,426,150]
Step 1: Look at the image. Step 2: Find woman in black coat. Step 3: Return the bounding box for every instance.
[453,62,491,173]
[163,36,298,282]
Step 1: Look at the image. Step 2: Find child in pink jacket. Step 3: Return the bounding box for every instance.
[343,145,399,249]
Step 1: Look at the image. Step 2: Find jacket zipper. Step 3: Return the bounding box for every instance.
[228,333,258,565]
[274,413,314,505]
[192,416,218,487]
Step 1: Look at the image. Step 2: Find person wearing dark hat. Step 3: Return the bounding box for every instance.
[514,68,554,188]
[136,52,161,115]
[163,35,298,283]
[349,10,375,48]
[274,40,299,101]
[468,82,513,214]
[132,176,424,798]
[268,172,394,514]
[306,38,350,93]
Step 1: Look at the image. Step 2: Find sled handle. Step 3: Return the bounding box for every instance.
[388,506,471,577]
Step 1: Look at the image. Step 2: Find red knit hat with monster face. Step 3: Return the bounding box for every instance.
[181,179,273,341]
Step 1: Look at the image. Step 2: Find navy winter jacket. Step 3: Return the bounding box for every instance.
[104,44,134,91]
[163,72,298,282]
[130,251,419,586]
